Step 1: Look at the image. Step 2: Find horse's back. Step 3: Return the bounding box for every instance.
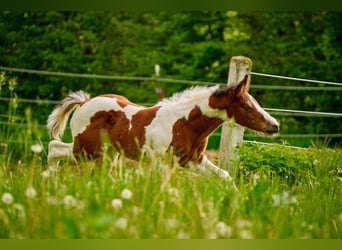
[70,94,163,159]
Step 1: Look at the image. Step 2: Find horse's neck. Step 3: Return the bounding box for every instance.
[161,98,225,137]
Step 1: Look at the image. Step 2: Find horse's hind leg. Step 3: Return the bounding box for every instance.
[47,140,76,168]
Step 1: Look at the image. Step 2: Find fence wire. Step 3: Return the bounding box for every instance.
[1,65,342,88]
[1,65,341,149]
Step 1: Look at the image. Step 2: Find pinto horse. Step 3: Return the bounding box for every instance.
[47,75,279,183]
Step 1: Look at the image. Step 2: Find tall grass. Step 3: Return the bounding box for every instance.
[0,137,341,238]
[0,72,341,238]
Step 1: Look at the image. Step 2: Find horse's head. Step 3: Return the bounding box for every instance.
[210,75,279,135]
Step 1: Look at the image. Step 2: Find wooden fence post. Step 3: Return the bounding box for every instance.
[219,56,252,173]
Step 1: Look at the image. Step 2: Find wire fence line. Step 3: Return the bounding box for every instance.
[1,65,342,88]
[251,85,342,91]
[251,72,342,86]
[1,96,341,118]
[1,113,341,146]
[2,121,340,137]
[1,65,341,149]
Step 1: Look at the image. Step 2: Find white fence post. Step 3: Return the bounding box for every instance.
[219,56,252,173]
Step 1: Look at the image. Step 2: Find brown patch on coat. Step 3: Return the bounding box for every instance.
[73,105,161,159]
[171,106,223,166]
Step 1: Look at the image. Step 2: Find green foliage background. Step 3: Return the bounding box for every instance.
[0,11,341,147]
[0,11,341,240]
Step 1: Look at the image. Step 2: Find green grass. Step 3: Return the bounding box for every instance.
[0,141,341,239]
[0,75,341,238]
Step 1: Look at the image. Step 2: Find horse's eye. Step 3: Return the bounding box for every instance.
[243,105,252,112]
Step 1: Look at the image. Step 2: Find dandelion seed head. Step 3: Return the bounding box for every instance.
[272,191,298,207]
[26,186,37,198]
[31,144,43,154]
[207,231,217,239]
[13,203,25,219]
[239,229,254,239]
[63,195,76,208]
[41,170,50,178]
[177,230,190,239]
[168,187,179,198]
[164,218,180,230]
[114,217,128,230]
[111,199,123,210]
[121,188,133,200]
[2,192,14,205]
[216,221,232,238]
[235,218,253,229]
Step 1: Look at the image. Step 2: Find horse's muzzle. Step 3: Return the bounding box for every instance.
[264,122,279,135]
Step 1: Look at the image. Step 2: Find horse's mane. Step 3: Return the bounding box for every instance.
[156,85,221,106]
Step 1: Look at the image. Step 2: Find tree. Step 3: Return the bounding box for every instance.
[0,11,340,147]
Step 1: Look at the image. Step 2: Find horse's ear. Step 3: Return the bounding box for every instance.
[234,74,249,97]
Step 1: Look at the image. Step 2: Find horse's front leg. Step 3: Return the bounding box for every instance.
[197,155,237,190]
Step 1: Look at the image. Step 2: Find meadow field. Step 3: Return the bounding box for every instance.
[0,11,342,241]
[0,135,341,238]
[0,72,341,239]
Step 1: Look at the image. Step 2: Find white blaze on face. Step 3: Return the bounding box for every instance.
[70,97,143,137]
[249,94,278,126]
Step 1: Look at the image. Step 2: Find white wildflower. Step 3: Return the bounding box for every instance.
[164,218,180,230]
[216,221,232,238]
[121,188,133,200]
[207,231,217,239]
[114,217,128,230]
[239,229,254,239]
[2,192,14,205]
[252,173,260,184]
[236,218,253,229]
[41,170,50,179]
[63,195,77,208]
[111,199,123,210]
[13,203,25,219]
[25,186,37,198]
[272,191,298,207]
[177,230,190,239]
[168,187,179,200]
[31,144,43,154]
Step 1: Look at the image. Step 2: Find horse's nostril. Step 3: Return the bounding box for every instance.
[273,124,279,132]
